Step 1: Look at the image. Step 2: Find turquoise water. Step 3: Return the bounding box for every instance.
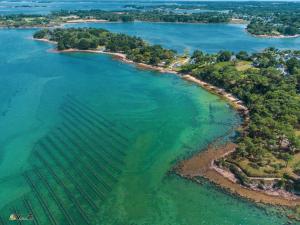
[0,29,295,225]
[67,22,300,53]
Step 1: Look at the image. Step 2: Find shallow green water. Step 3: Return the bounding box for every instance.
[0,29,294,225]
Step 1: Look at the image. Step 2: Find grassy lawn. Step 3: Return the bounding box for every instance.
[214,61,232,69]
[228,152,300,178]
[235,159,277,177]
[289,153,300,170]
[235,60,253,71]
[295,129,300,137]
[213,61,254,72]
[231,154,284,178]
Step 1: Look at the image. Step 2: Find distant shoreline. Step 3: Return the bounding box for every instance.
[3,20,300,39]
[0,20,244,29]
[245,29,300,39]
[132,20,247,25]
[254,34,300,39]
[64,19,108,23]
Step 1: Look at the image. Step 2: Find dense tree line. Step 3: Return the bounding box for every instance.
[33,28,176,66]
[123,4,203,10]
[52,10,231,23]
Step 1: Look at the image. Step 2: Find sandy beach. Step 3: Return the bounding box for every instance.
[65,19,108,23]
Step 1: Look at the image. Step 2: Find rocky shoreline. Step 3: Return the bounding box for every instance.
[175,143,300,208]
[245,29,300,39]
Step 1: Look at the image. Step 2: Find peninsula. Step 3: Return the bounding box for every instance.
[34,28,300,211]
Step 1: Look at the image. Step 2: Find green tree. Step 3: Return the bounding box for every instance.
[121,15,134,22]
[280,153,292,168]
[236,51,249,61]
[57,40,66,50]
[77,38,91,50]
[286,57,300,74]
[217,51,232,62]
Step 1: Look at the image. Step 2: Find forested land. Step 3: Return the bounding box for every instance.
[33,28,176,66]
[182,48,300,190]
[53,9,231,23]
